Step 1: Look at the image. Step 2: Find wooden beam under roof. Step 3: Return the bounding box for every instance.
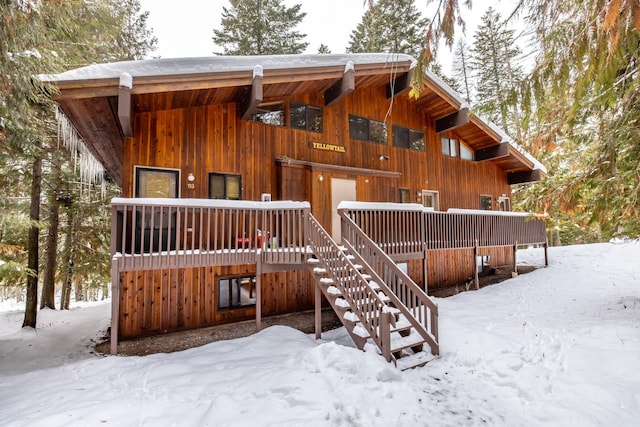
[386,68,414,99]
[436,107,469,133]
[117,75,133,138]
[475,142,509,161]
[508,169,543,185]
[324,61,355,107]
[240,66,264,120]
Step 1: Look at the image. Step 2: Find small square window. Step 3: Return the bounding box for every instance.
[480,195,493,210]
[399,188,411,203]
[209,173,242,200]
[290,102,323,133]
[349,115,369,140]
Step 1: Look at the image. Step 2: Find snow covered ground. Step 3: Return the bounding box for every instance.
[0,242,638,426]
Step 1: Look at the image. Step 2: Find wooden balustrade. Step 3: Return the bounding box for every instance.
[110,198,310,272]
[340,212,439,355]
[307,214,393,361]
[339,203,547,255]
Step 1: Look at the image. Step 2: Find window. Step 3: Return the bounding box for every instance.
[134,167,179,198]
[421,190,440,210]
[481,195,493,210]
[442,136,474,161]
[399,188,411,203]
[250,101,285,126]
[290,102,323,133]
[209,173,241,200]
[497,196,511,211]
[218,275,256,310]
[349,115,388,144]
[460,144,474,161]
[133,167,179,253]
[392,125,424,151]
[441,137,458,158]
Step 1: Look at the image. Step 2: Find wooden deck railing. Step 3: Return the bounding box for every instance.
[340,211,439,355]
[110,198,310,272]
[339,203,547,255]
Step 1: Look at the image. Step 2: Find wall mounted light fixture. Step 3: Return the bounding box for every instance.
[379,155,389,161]
[187,173,195,182]
[318,175,324,182]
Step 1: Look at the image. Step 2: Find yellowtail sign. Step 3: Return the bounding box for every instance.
[309,141,346,153]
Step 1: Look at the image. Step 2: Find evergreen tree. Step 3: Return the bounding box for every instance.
[348,0,427,58]
[452,38,472,104]
[0,0,155,323]
[317,44,331,54]
[212,0,308,55]
[470,7,522,134]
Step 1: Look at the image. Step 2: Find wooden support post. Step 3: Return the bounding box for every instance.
[240,65,264,120]
[422,249,428,292]
[110,259,119,355]
[256,262,262,330]
[473,241,479,290]
[544,241,549,266]
[314,282,322,340]
[117,73,133,138]
[513,241,518,275]
[324,61,355,107]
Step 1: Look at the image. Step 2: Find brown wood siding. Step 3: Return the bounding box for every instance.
[118,83,515,337]
[119,266,315,339]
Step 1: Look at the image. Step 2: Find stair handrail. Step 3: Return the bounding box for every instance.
[307,213,393,361]
[339,211,439,355]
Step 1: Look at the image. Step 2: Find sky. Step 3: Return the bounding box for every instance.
[1,241,639,425]
[138,0,523,72]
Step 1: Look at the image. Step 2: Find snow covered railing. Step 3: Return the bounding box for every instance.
[339,202,547,254]
[110,198,310,272]
[339,212,439,356]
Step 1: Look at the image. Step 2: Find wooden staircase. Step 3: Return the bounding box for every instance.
[307,213,439,370]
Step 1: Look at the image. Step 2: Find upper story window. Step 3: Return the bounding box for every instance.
[392,125,425,151]
[442,136,474,160]
[251,101,285,126]
[349,115,388,144]
[441,136,458,157]
[210,173,241,200]
[290,102,323,133]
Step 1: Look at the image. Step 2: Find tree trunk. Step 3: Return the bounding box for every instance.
[60,208,77,310]
[74,278,84,302]
[41,199,60,309]
[23,147,42,328]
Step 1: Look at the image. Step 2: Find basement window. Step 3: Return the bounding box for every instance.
[290,102,323,133]
[399,188,411,203]
[218,275,257,310]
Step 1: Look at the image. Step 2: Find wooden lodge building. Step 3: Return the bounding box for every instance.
[42,53,547,368]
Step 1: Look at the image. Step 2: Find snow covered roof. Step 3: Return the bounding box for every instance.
[39,53,415,83]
